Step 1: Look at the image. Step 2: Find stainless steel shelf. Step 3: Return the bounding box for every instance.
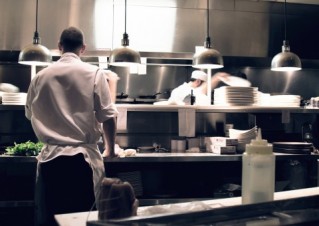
[2,104,319,114]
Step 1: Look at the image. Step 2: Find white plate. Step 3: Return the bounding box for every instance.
[2,96,26,100]
[219,76,252,87]
[0,83,20,93]
[217,86,256,91]
[2,102,25,105]
[2,100,25,104]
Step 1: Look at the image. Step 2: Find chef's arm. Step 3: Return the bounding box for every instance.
[105,71,119,103]
[200,72,230,94]
[211,72,230,88]
[102,117,117,158]
[107,77,118,103]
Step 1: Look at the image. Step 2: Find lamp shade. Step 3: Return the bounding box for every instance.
[18,43,52,66]
[19,0,52,66]
[271,42,301,71]
[109,46,141,67]
[193,48,224,69]
[109,0,141,67]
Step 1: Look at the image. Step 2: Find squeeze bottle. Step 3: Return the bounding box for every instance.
[241,128,275,204]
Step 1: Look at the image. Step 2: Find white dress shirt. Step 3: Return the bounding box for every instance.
[25,52,118,199]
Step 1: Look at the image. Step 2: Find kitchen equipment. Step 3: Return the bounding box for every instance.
[116,98,135,104]
[116,92,135,104]
[137,145,168,153]
[273,142,314,154]
[116,92,129,99]
[136,92,167,104]
[171,137,186,153]
[134,98,157,104]
[138,92,161,99]
[137,146,155,153]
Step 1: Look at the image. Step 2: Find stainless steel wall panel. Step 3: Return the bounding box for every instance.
[1,0,319,58]
[212,10,270,57]
[112,65,189,98]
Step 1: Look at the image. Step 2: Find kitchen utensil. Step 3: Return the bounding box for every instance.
[273,142,314,154]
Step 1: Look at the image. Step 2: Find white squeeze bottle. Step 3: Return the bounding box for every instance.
[241,128,275,204]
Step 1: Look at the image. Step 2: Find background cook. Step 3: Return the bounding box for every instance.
[168,70,230,105]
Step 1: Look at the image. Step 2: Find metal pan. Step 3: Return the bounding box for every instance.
[116,92,129,99]
[138,92,161,99]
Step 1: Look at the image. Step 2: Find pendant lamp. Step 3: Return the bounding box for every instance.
[19,0,52,66]
[193,0,223,69]
[271,0,301,71]
[109,0,141,67]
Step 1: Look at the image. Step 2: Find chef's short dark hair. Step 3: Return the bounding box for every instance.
[190,78,204,86]
[59,27,84,52]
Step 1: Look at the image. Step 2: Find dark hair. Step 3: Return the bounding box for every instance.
[190,78,204,86]
[59,27,84,52]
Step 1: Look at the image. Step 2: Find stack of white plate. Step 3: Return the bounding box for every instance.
[229,126,258,152]
[213,86,258,106]
[268,95,301,107]
[1,92,27,105]
[256,93,300,107]
[256,92,271,106]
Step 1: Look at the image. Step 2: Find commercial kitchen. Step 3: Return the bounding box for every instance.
[1,0,319,225]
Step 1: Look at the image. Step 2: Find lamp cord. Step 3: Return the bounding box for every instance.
[206,0,209,39]
[284,0,287,41]
[121,0,129,47]
[35,0,38,33]
[124,0,127,35]
[205,0,211,48]
[33,0,40,44]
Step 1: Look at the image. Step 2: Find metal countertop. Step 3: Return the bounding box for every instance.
[0,153,317,163]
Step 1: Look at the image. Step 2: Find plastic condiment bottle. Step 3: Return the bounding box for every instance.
[241,128,275,204]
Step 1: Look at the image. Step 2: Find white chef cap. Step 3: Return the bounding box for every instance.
[191,70,207,82]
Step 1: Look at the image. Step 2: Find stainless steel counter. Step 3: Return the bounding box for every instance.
[55,187,319,226]
[0,153,317,163]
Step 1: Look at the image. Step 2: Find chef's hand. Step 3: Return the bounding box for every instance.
[102,149,118,158]
[211,72,231,89]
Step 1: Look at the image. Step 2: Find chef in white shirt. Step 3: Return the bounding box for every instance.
[168,70,229,105]
[25,26,118,226]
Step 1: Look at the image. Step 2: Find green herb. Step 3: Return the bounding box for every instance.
[5,141,44,156]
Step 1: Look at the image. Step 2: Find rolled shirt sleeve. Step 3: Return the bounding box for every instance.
[94,69,118,123]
